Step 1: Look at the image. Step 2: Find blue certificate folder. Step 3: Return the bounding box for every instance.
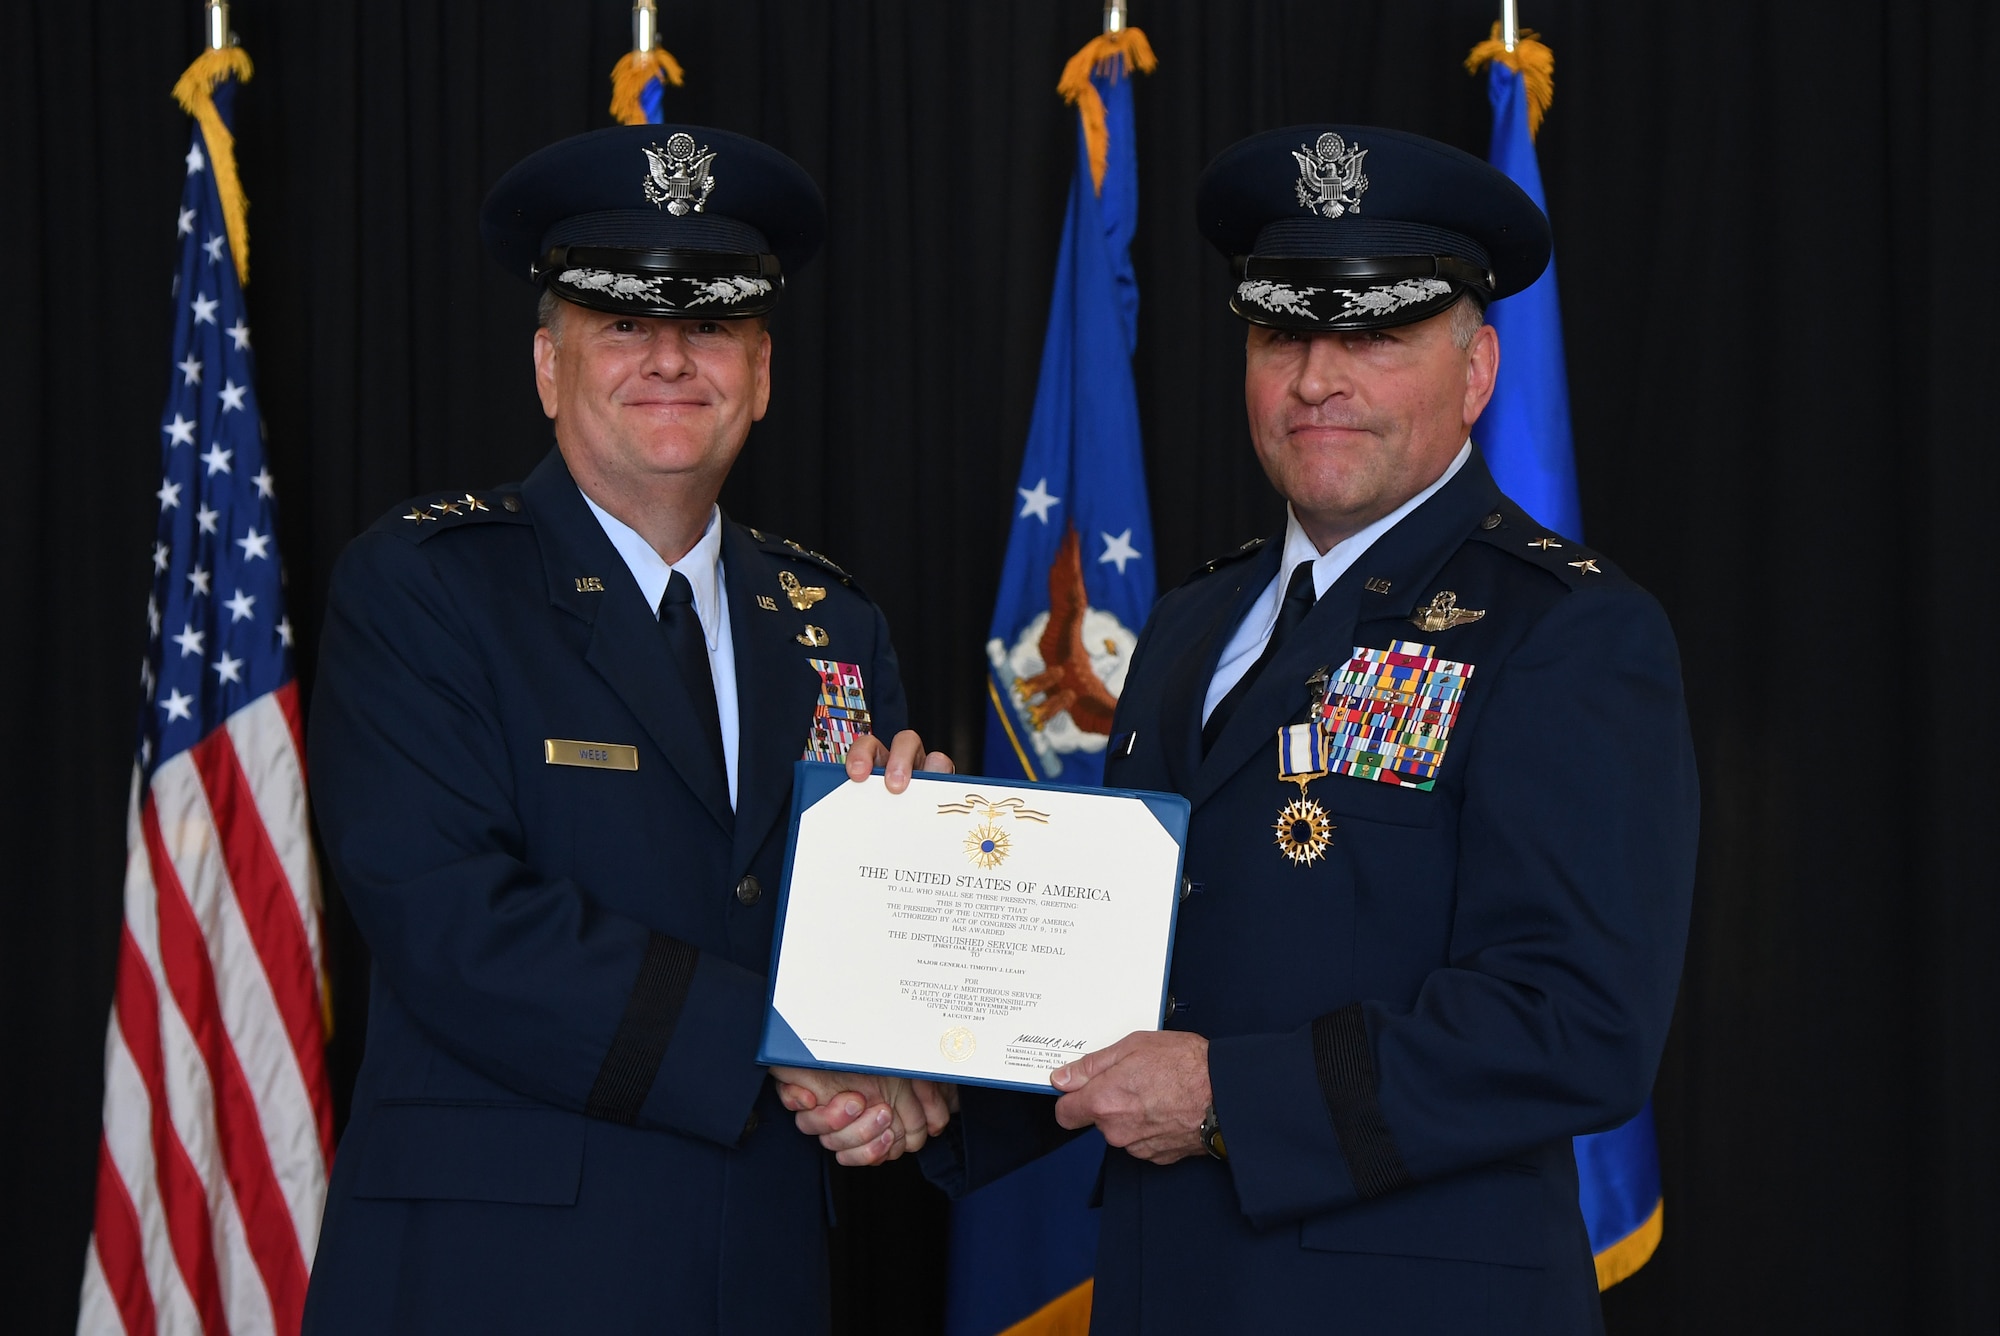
[757,762,1190,1095]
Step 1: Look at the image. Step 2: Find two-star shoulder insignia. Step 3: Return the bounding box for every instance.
[1467,498,1616,585]
[386,489,526,542]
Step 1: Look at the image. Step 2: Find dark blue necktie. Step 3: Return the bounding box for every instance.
[1202,561,1316,755]
[659,570,725,776]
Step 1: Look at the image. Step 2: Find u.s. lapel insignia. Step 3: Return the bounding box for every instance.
[796,624,830,648]
[574,576,605,593]
[778,569,826,611]
[1410,590,1486,633]
[756,594,779,611]
[1273,722,1335,866]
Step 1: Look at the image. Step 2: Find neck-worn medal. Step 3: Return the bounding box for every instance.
[1274,670,1337,864]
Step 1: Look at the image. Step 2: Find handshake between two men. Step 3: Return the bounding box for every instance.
[767,730,1217,1170]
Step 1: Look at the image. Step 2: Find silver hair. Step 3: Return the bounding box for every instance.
[536,287,566,345]
[1448,293,1486,350]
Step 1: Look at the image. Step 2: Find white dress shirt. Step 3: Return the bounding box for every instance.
[1201,442,1471,723]
[582,493,740,809]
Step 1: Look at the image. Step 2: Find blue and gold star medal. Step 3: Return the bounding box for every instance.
[1274,722,1336,865]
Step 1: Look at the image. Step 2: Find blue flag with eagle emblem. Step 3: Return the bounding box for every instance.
[953,41,1155,1336]
[1472,37,1664,1290]
[981,59,1155,789]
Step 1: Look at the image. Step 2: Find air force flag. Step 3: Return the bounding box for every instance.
[983,59,1156,786]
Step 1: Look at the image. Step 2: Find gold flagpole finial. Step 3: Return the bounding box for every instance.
[1103,0,1127,35]
[633,0,658,54]
[204,0,234,51]
[1501,0,1519,52]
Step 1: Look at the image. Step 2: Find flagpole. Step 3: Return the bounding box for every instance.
[203,0,233,50]
[634,0,658,53]
[1500,0,1518,52]
[1103,0,1126,35]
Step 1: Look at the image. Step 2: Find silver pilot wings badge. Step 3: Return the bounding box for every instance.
[1293,132,1369,219]
[642,133,718,216]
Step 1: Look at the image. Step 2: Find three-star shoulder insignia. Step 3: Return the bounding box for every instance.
[390,489,526,541]
[749,528,856,588]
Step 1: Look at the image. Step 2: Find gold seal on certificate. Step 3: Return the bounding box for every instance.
[759,764,1190,1093]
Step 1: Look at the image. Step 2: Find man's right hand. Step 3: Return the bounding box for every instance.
[770,1067,952,1166]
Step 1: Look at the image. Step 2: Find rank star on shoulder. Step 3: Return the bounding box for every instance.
[1018,477,1061,524]
[1099,528,1143,575]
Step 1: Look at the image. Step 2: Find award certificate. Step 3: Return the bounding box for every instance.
[759,763,1189,1094]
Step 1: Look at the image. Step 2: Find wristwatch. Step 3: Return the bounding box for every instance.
[1198,1104,1227,1161]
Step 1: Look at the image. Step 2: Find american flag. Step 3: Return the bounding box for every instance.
[77,73,332,1336]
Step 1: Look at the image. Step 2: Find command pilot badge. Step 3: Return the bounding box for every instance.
[642,133,717,216]
[1293,131,1369,219]
[1410,590,1485,633]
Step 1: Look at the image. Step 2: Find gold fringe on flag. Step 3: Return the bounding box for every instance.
[610,47,687,126]
[171,46,255,286]
[1057,27,1157,195]
[1464,22,1554,141]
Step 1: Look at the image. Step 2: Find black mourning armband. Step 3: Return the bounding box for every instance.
[1311,1004,1414,1200]
[585,933,699,1125]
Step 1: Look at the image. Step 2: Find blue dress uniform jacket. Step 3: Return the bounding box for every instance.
[301,448,907,1335]
[942,453,1696,1335]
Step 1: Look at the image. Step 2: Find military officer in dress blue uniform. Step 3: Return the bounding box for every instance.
[302,126,950,1335]
[796,125,1699,1334]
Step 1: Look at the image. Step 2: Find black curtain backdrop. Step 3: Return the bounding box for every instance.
[5,2,1995,1332]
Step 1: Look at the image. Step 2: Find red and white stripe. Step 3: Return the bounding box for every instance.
[79,684,332,1336]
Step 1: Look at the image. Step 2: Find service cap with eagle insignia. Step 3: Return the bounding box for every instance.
[481,125,825,321]
[1196,125,1551,332]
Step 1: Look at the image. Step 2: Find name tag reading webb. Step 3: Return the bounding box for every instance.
[543,739,638,771]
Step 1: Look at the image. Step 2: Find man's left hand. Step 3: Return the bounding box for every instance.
[1052,1031,1212,1165]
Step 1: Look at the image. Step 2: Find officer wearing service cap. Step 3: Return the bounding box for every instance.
[303,124,951,1334]
[817,125,1699,1334]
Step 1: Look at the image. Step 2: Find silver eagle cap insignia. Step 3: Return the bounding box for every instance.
[642,133,718,216]
[1293,132,1369,220]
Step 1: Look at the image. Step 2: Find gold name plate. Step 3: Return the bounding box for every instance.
[544,739,639,771]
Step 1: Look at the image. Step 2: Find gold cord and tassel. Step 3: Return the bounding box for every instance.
[610,47,686,127]
[1056,27,1157,195]
[171,47,254,286]
[1463,22,1554,140]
